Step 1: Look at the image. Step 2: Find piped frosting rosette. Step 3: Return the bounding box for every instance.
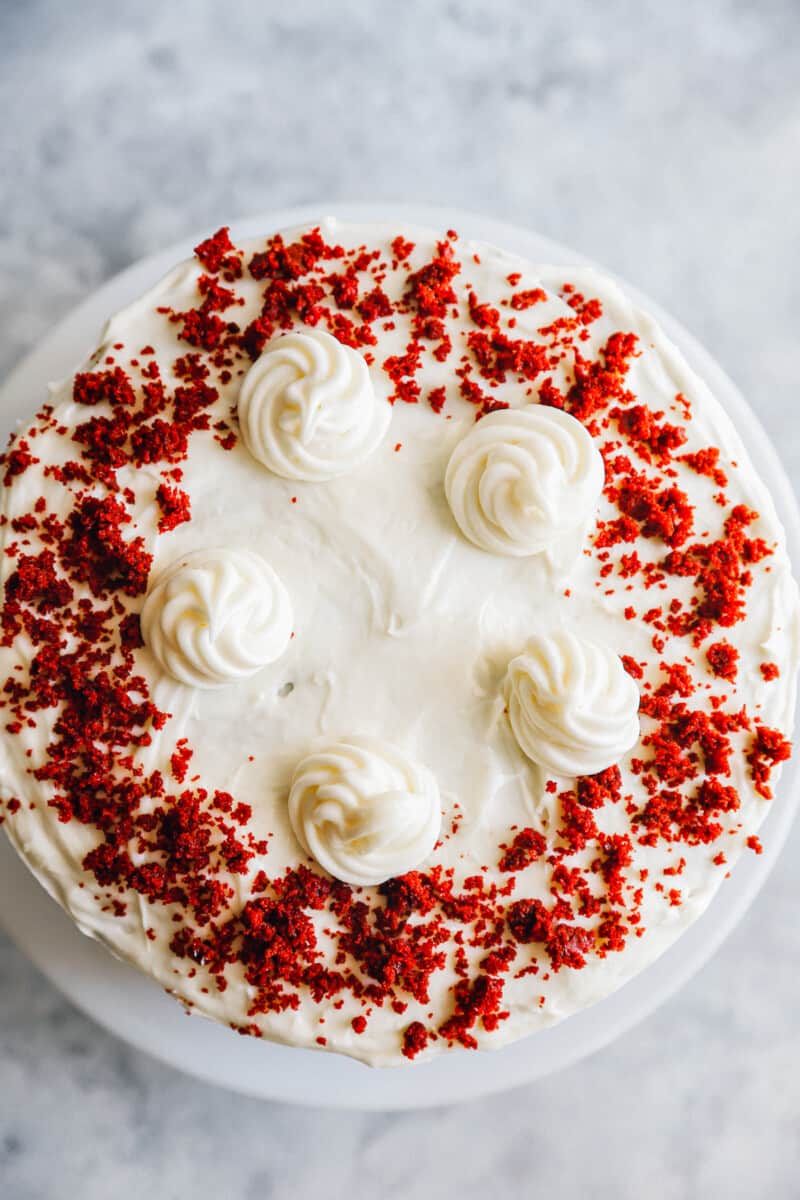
[444,404,604,557]
[288,736,442,886]
[504,630,640,776]
[141,547,292,688]
[238,327,390,481]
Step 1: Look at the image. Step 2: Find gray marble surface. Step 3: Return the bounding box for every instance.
[1,1,799,1196]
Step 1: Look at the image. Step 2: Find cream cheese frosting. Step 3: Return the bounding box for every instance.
[238,327,390,481]
[504,630,641,775]
[445,405,604,557]
[288,736,441,887]
[0,218,797,1068]
[141,547,293,688]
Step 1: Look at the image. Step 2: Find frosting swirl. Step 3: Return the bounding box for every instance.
[237,328,390,481]
[444,405,604,556]
[505,630,640,776]
[141,548,292,688]
[288,736,441,886]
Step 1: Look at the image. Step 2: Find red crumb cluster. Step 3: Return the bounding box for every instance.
[707,641,739,682]
[0,225,791,1061]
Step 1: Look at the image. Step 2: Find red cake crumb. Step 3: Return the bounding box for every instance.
[403,238,460,321]
[747,725,791,799]
[428,386,446,414]
[438,974,508,1048]
[156,484,191,533]
[662,505,772,638]
[2,440,40,486]
[510,288,547,310]
[467,329,549,385]
[616,472,694,548]
[401,1021,429,1059]
[540,333,639,425]
[499,829,547,872]
[613,404,686,464]
[706,642,739,682]
[194,227,243,279]
[171,739,193,784]
[681,447,728,488]
[466,290,499,331]
[72,366,136,408]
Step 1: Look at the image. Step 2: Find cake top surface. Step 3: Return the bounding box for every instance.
[0,218,797,1066]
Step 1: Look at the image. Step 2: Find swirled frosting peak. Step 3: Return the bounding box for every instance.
[237,327,390,481]
[141,548,293,688]
[444,405,604,557]
[288,736,441,886]
[505,630,640,776]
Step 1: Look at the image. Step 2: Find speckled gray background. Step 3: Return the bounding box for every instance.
[1,1,799,1196]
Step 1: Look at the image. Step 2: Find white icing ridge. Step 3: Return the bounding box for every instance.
[505,629,641,776]
[444,405,604,557]
[237,327,391,481]
[288,736,442,886]
[141,548,293,688]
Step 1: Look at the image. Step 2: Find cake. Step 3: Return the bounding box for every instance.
[0,218,797,1067]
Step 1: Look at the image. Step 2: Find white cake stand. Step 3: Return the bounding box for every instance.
[0,205,798,1110]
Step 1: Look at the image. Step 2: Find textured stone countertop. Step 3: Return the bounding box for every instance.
[1,2,799,1196]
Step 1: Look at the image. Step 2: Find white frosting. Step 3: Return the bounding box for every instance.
[288,736,441,886]
[1,219,797,1068]
[505,630,641,776]
[237,327,390,481]
[141,548,292,688]
[444,405,604,557]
